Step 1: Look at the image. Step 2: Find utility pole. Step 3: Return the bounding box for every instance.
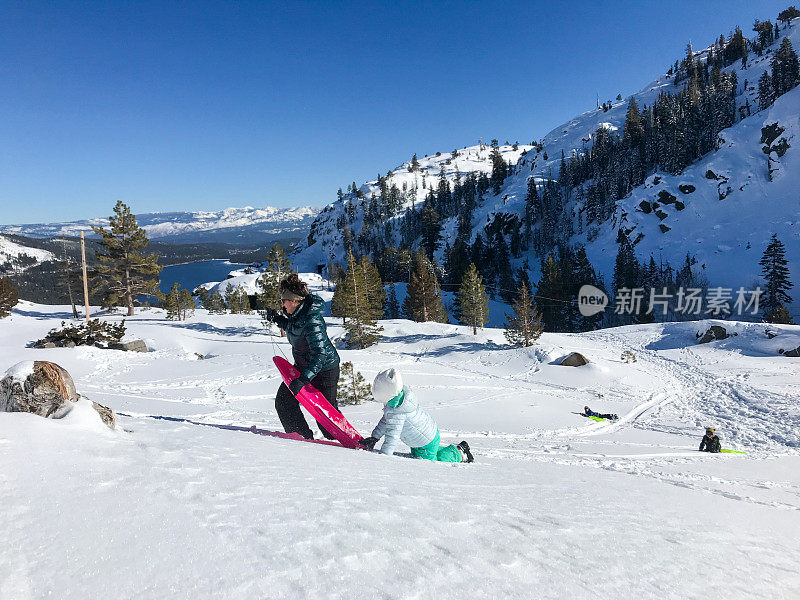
[81,231,90,323]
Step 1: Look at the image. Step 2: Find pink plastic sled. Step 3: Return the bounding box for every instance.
[273,356,364,449]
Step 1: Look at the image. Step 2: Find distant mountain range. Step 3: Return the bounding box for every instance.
[0,205,320,246]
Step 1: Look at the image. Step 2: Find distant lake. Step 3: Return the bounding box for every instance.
[159,260,249,294]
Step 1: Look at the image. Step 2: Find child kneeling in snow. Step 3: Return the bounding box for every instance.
[358,368,473,463]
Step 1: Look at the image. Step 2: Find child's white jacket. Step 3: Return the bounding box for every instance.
[371,386,437,455]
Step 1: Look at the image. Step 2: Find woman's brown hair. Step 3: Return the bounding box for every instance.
[280,273,310,298]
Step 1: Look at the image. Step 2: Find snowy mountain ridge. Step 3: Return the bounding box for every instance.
[0,205,320,246]
[293,16,800,314]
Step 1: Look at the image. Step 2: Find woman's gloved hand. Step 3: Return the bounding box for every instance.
[358,437,378,450]
[288,376,310,396]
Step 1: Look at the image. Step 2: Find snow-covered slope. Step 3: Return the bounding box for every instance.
[0,234,55,271]
[294,18,800,314]
[295,143,533,268]
[1,298,799,598]
[0,205,320,245]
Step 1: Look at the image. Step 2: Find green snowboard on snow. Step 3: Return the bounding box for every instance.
[721,449,746,454]
[588,416,608,422]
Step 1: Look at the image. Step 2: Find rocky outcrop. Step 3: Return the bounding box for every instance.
[122,340,148,352]
[780,346,800,357]
[559,352,589,367]
[0,361,116,428]
[109,339,148,352]
[1,361,77,417]
[697,325,728,344]
[90,401,116,428]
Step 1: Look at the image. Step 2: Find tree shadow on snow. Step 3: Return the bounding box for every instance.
[164,321,267,339]
[13,307,82,321]
[644,329,699,351]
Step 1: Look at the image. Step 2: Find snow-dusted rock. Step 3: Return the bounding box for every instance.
[0,360,116,428]
[122,340,148,353]
[697,325,728,344]
[0,360,77,418]
[90,401,116,429]
[559,352,589,367]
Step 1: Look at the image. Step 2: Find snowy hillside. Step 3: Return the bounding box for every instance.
[0,205,320,246]
[0,235,55,271]
[295,142,533,269]
[294,17,800,314]
[1,287,800,597]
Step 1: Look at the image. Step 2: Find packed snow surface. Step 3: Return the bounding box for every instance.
[1,288,799,599]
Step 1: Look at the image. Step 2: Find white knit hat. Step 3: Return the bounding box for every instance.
[372,368,403,404]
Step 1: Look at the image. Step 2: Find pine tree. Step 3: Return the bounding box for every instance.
[206,288,226,314]
[536,254,568,332]
[0,276,19,318]
[225,283,247,314]
[384,283,401,319]
[571,247,603,331]
[337,250,384,349]
[91,200,162,315]
[403,252,448,323]
[490,145,508,194]
[503,283,544,347]
[420,200,443,260]
[623,97,644,146]
[772,38,800,98]
[760,234,793,322]
[164,283,183,320]
[163,283,195,320]
[337,361,372,405]
[523,177,539,248]
[257,243,294,314]
[410,153,420,172]
[778,6,800,25]
[456,263,489,334]
[179,288,195,320]
[758,71,776,111]
[495,234,516,304]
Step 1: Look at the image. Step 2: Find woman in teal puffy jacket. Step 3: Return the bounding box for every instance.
[264,274,340,439]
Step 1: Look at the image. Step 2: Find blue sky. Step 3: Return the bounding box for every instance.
[0,0,790,225]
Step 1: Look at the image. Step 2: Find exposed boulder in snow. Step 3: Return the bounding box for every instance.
[1,361,78,417]
[779,345,800,357]
[90,401,116,429]
[657,190,677,204]
[0,360,116,428]
[559,352,589,367]
[111,339,148,353]
[678,184,696,194]
[697,325,728,344]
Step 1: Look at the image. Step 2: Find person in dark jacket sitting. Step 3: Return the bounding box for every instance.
[699,427,721,453]
[264,274,340,440]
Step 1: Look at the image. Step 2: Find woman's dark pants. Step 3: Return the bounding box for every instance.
[275,366,340,439]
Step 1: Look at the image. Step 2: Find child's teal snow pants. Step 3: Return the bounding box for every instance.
[411,431,462,462]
